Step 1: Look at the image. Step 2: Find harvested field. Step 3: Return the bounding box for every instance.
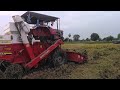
[23,43,120,79]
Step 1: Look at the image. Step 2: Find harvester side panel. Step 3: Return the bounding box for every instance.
[32,42,50,57]
[0,44,13,62]
[25,39,63,69]
[66,51,87,63]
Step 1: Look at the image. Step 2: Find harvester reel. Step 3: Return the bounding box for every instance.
[52,50,67,67]
[4,64,23,79]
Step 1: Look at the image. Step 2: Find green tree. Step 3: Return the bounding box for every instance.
[103,35,114,41]
[73,34,80,41]
[91,33,100,41]
[118,33,120,40]
[64,38,69,42]
[86,38,90,41]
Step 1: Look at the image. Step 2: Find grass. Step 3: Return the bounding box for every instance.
[61,43,120,79]
[23,43,120,79]
[64,41,112,44]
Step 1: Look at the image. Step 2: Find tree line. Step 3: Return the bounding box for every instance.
[64,33,120,42]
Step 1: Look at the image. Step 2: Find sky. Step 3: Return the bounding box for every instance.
[0,11,120,39]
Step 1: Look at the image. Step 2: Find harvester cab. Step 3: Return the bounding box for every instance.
[0,11,87,79]
[21,11,64,43]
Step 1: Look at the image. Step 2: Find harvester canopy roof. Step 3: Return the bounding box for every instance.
[21,11,59,24]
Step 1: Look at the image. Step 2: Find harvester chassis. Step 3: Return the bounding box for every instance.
[0,12,88,79]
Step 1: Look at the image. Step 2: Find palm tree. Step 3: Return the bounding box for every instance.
[68,33,71,42]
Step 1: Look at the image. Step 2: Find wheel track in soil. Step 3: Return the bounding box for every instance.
[22,62,78,79]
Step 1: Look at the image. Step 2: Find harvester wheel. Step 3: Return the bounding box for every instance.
[0,70,5,79]
[52,50,67,67]
[4,64,23,79]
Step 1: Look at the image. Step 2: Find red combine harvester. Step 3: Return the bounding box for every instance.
[0,11,87,79]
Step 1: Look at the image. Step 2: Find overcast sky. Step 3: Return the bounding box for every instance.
[0,11,120,39]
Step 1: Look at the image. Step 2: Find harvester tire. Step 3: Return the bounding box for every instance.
[4,64,23,79]
[0,70,5,79]
[52,50,67,67]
